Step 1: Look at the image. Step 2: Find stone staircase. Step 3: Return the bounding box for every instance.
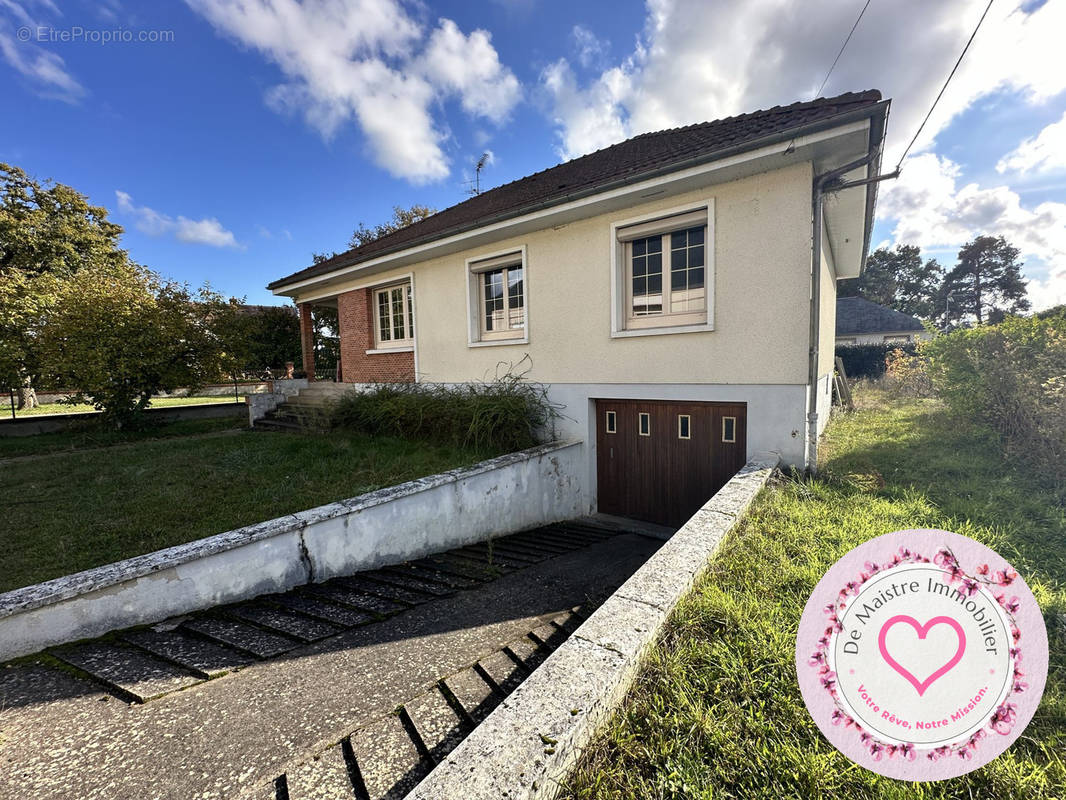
[253,381,351,432]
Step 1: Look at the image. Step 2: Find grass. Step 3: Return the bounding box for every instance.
[0,424,492,593]
[0,417,243,460]
[562,389,1066,799]
[2,394,237,417]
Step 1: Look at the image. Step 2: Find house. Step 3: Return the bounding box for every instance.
[268,90,889,527]
[835,297,930,345]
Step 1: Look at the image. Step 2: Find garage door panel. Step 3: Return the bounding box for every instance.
[596,399,747,527]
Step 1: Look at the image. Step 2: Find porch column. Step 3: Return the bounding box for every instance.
[298,302,315,381]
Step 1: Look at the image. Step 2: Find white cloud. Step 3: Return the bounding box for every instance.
[540,0,1066,164]
[0,0,84,103]
[421,18,520,120]
[541,58,630,160]
[997,111,1066,175]
[116,190,243,249]
[571,24,609,70]
[879,153,1066,311]
[186,0,520,184]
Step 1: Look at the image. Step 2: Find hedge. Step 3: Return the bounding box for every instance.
[835,342,920,379]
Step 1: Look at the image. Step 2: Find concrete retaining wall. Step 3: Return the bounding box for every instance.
[0,402,245,437]
[408,455,777,800]
[0,440,585,661]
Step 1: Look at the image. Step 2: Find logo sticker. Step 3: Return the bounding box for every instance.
[796,529,1048,780]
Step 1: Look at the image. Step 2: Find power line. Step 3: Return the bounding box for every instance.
[896,0,995,171]
[785,0,872,155]
[816,0,873,99]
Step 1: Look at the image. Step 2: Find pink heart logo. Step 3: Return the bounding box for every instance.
[878,615,966,696]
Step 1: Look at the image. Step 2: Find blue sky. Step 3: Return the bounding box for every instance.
[2,0,1064,309]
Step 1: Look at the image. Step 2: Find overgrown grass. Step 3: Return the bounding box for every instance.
[330,367,559,453]
[562,390,1066,799]
[0,427,490,592]
[3,394,236,417]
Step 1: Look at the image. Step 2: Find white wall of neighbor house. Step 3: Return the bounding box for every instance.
[835,330,931,345]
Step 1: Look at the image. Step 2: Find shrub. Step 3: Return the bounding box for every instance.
[329,361,560,454]
[835,342,920,379]
[884,344,934,397]
[926,316,1066,481]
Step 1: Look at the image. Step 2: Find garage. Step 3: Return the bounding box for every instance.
[595,399,747,528]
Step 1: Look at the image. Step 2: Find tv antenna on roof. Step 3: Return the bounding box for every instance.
[466,152,491,196]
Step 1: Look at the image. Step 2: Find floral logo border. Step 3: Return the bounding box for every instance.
[807,546,1027,763]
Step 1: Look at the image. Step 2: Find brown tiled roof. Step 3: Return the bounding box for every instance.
[270,90,884,291]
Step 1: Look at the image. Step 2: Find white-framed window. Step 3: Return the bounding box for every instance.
[612,203,714,336]
[722,416,736,443]
[605,410,617,434]
[638,412,651,436]
[678,414,691,439]
[466,248,528,345]
[373,282,414,349]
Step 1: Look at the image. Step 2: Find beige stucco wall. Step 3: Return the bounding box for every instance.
[818,219,838,380]
[304,161,816,387]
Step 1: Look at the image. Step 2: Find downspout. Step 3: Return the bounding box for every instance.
[806,155,893,473]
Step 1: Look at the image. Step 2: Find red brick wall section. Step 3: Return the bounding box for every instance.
[337,288,415,383]
[298,303,315,381]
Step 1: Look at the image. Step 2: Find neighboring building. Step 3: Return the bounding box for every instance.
[835,297,930,345]
[269,90,889,526]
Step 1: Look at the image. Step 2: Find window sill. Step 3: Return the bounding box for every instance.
[468,336,529,348]
[610,322,714,339]
[366,346,414,354]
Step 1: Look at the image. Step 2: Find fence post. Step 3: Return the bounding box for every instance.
[9,388,15,420]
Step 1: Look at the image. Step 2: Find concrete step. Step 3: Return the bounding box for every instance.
[402,686,468,765]
[442,667,501,725]
[50,641,203,703]
[181,615,300,658]
[121,628,252,679]
[348,712,431,800]
[280,743,354,800]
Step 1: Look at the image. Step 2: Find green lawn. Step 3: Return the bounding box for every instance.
[0,424,491,593]
[3,394,237,417]
[562,390,1066,799]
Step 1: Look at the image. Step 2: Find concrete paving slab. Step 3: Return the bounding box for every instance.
[269,594,375,628]
[283,743,355,799]
[0,531,659,800]
[424,553,512,579]
[335,576,432,606]
[478,650,526,694]
[181,616,298,658]
[358,571,455,598]
[504,635,550,672]
[50,642,201,702]
[302,583,405,615]
[226,605,342,643]
[457,545,537,568]
[349,714,429,800]
[403,687,467,764]
[121,629,252,679]
[382,564,478,590]
[444,668,499,724]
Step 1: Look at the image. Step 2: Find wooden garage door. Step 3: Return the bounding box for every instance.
[596,399,747,528]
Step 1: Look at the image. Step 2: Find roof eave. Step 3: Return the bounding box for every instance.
[268,100,889,293]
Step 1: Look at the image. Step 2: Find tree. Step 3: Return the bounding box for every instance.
[941,236,1030,326]
[211,303,300,375]
[349,204,436,249]
[839,245,943,319]
[39,264,230,425]
[0,163,130,408]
